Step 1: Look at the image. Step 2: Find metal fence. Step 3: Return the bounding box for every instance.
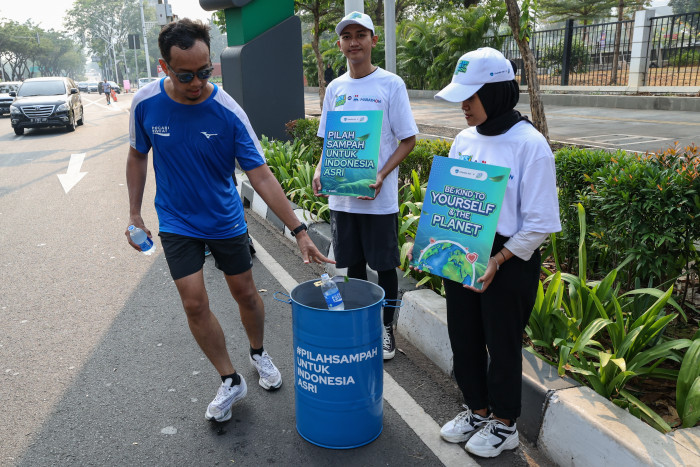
[500,19,635,86]
[646,12,700,86]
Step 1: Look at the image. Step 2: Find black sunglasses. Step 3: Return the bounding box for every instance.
[165,63,214,83]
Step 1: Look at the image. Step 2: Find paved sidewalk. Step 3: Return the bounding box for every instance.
[304,88,700,153]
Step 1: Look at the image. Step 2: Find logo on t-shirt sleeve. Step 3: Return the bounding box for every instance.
[334,94,346,107]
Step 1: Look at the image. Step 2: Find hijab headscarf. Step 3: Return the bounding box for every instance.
[474,62,533,136]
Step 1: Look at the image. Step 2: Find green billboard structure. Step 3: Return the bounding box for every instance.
[199,0,304,141]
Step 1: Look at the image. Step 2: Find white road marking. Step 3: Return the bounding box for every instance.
[57,153,87,193]
[384,372,478,466]
[251,236,476,466]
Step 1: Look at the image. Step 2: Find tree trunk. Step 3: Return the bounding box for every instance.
[609,0,624,85]
[374,0,384,27]
[312,14,326,109]
[504,0,549,141]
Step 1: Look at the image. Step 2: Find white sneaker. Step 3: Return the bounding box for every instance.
[440,405,490,443]
[249,350,282,390]
[465,418,519,457]
[205,376,247,422]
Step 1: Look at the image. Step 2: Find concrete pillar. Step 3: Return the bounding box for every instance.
[384,0,396,73]
[344,0,364,15]
[629,9,655,90]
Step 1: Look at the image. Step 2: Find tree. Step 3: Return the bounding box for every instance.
[606,0,647,84]
[0,20,43,79]
[504,0,549,140]
[669,0,700,14]
[538,0,615,25]
[294,1,342,107]
[65,0,151,81]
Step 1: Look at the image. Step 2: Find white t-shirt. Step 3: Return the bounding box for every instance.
[448,121,562,238]
[317,67,418,214]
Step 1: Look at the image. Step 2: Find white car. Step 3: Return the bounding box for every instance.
[137,77,158,89]
[0,81,21,116]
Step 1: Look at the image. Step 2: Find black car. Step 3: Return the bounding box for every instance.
[9,77,84,135]
[77,81,89,93]
[108,81,121,94]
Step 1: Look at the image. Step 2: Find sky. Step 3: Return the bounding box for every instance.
[1,0,672,32]
[0,0,213,32]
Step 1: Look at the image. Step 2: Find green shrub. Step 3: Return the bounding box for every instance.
[554,146,614,270]
[669,49,700,67]
[554,144,700,290]
[529,204,690,433]
[399,138,451,185]
[285,118,323,161]
[541,39,590,75]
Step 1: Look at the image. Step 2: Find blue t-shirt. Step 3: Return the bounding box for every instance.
[129,79,265,239]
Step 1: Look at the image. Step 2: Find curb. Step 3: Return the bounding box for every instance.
[238,173,700,465]
[308,86,700,112]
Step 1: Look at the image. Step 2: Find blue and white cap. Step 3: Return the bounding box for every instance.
[435,47,515,102]
[336,11,375,36]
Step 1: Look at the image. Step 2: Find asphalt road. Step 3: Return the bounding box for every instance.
[0,91,552,466]
[305,88,700,153]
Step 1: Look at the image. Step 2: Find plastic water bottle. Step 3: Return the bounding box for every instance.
[320,273,344,310]
[128,225,156,255]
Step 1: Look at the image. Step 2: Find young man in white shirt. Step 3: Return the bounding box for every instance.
[313,11,418,360]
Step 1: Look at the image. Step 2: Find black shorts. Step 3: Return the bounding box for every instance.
[159,231,252,280]
[330,210,400,271]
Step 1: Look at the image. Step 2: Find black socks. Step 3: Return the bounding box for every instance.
[250,346,264,357]
[221,372,241,386]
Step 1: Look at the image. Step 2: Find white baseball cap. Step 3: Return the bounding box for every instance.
[435,47,515,102]
[336,11,375,36]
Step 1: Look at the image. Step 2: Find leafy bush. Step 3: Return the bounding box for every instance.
[554,144,700,292]
[677,337,700,428]
[285,118,323,160]
[529,204,692,433]
[397,170,445,294]
[399,139,451,185]
[541,38,591,75]
[261,136,329,222]
[669,49,700,67]
[555,147,625,273]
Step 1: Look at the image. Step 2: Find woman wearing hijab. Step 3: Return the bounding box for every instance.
[412,48,561,457]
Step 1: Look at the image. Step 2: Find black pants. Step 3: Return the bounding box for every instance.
[444,234,540,420]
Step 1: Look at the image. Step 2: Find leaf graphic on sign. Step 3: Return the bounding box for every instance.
[355,133,370,141]
[489,175,506,182]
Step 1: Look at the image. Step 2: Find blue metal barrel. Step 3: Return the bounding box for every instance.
[286,278,384,449]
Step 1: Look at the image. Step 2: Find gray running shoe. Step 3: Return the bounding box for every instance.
[249,350,282,390]
[205,376,247,422]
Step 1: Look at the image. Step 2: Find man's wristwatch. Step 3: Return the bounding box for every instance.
[290,223,308,237]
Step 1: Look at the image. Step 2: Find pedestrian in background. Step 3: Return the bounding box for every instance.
[126,18,333,423]
[324,62,335,85]
[313,11,418,360]
[410,47,561,458]
[102,78,111,105]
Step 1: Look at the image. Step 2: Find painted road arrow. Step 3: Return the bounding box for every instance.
[57,153,88,193]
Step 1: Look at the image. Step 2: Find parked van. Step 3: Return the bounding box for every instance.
[137,77,158,89]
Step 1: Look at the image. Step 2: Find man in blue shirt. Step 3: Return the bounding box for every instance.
[126,18,332,423]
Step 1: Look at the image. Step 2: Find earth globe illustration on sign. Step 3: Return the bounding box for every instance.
[415,239,478,286]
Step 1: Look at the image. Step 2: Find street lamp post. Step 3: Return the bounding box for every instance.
[94,18,120,82]
[140,0,152,77]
